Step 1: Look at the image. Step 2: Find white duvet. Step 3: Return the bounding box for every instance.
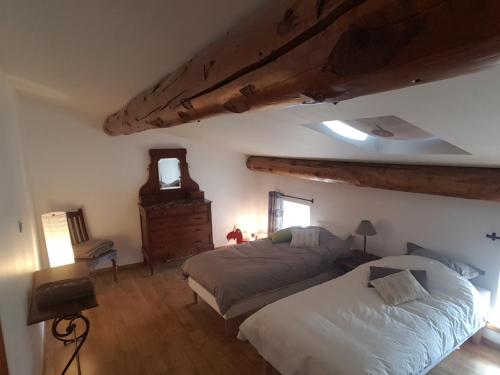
[238,255,487,375]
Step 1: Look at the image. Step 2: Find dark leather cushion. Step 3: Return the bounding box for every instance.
[368,266,428,291]
[36,278,94,308]
[73,239,114,259]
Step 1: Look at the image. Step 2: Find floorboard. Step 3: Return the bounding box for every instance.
[43,263,500,375]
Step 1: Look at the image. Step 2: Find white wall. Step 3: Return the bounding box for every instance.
[17,95,268,268]
[253,172,500,306]
[15,86,500,329]
[0,74,44,374]
[17,92,500,306]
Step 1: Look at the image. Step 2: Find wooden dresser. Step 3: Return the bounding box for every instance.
[139,149,214,274]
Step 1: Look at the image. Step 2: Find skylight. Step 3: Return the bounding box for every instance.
[323,120,368,141]
[304,116,470,155]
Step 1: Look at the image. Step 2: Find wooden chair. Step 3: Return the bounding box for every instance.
[66,209,118,282]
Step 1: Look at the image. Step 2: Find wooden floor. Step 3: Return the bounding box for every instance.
[44,263,500,375]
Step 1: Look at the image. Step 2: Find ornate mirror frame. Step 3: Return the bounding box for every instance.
[139,149,204,206]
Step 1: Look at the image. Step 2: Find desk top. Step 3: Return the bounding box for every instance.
[27,263,98,325]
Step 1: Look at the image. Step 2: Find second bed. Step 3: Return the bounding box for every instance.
[181,227,350,334]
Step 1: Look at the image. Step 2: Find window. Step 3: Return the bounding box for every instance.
[281,199,310,228]
[268,192,312,234]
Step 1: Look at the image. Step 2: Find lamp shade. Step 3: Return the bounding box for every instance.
[41,212,75,267]
[355,220,377,236]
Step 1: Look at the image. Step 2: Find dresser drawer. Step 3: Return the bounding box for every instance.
[146,203,209,219]
[150,237,211,255]
[193,204,209,213]
[161,236,210,249]
[150,227,210,247]
[148,212,209,230]
[150,225,208,241]
[146,208,178,219]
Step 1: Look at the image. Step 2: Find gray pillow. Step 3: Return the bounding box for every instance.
[370,270,430,306]
[369,267,428,291]
[407,242,484,279]
[305,226,351,257]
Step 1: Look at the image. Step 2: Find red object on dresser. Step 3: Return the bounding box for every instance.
[226,227,247,244]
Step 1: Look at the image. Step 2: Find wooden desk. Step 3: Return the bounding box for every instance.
[27,263,97,375]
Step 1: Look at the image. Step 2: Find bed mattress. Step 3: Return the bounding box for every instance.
[238,255,488,375]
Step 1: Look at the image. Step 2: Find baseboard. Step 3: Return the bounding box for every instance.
[94,261,144,275]
[487,322,500,334]
[483,337,500,351]
[94,258,186,275]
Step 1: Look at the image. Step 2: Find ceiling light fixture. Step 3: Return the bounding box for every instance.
[322,120,368,141]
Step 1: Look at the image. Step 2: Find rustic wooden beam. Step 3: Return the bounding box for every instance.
[103,0,500,135]
[246,156,500,202]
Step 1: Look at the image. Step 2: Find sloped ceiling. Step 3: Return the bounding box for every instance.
[0,0,268,114]
[1,0,500,167]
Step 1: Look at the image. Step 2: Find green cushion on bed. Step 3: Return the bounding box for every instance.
[271,228,293,243]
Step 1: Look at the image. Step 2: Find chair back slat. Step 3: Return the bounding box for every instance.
[79,215,89,241]
[68,217,77,244]
[66,208,89,245]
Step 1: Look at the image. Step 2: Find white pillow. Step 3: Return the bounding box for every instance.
[290,228,320,248]
[369,269,430,306]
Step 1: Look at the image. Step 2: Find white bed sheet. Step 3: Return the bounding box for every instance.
[238,255,488,375]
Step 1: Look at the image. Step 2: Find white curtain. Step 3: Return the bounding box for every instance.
[268,191,284,235]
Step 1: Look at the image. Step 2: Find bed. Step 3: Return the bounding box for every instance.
[238,255,489,375]
[181,227,350,334]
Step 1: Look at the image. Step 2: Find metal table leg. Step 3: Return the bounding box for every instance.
[51,313,89,375]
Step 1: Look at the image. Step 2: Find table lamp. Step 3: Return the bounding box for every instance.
[41,211,75,267]
[355,220,377,255]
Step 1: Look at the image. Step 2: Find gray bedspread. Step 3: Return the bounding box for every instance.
[181,227,350,314]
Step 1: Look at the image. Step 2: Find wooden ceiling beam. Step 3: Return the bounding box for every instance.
[103,0,500,135]
[246,156,500,202]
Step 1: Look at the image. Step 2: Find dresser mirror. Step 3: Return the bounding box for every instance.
[139,148,204,206]
[158,158,181,190]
